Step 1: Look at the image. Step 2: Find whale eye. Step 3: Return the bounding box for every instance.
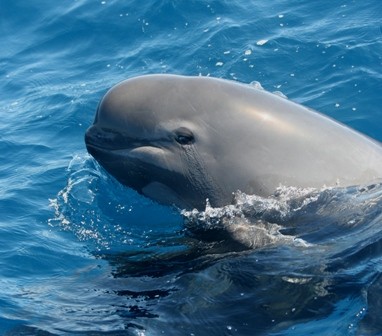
[174,127,195,145]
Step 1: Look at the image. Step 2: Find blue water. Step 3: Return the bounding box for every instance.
[1,0,382,335]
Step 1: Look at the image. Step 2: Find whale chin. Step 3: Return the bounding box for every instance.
[142,182,192,209]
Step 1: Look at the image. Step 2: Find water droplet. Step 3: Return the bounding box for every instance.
[256,40,268,46]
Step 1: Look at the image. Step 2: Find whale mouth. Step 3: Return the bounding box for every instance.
[85,125,137,152]
[85,125,172,196]
[85,128,149,193]
[85,125,167,160]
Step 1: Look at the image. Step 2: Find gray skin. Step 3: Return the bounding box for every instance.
[85,74,382,210]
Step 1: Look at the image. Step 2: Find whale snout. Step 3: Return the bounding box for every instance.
[85,124,158,195]
[85,125,135,153]
[84,126,116,167]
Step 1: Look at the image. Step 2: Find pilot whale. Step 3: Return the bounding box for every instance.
[85,74,382,210]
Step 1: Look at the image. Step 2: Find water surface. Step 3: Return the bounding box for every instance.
[1,0,382,335]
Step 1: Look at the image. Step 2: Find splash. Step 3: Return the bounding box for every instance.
[48,154,183,253]
[182,183,382,250]
[48,154,143,251]
[182,186,319,248]
[50,153,382,256]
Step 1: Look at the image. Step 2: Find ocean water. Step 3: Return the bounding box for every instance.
[1,0,382,335]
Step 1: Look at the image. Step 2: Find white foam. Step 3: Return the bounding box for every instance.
[182,186,320,249]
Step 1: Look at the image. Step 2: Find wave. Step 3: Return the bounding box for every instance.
[51,154,382,262]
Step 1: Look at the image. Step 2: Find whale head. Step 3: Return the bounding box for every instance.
[85,75,231,210]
